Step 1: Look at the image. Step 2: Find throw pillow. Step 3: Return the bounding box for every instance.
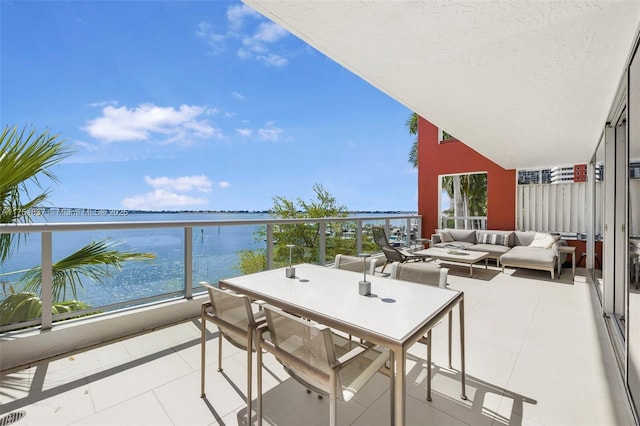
[477,232,511,247]
[529,232,561,249]
[438,230,454,243]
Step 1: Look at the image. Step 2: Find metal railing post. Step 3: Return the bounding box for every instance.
[41,232,53,330]
[319,222,326,266]
[266,224,273,270]
[184,227,193,299]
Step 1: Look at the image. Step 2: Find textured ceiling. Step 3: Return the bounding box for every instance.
[243,0,640,169]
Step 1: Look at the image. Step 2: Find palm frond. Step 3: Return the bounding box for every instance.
[0,292,94,326]
[405,112,418,135]
[0,125,72,264]
[17,239,155,301]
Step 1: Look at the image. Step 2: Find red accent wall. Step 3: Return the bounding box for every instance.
[417,118,517,236]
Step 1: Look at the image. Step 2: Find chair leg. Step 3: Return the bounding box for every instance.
[257,341,263,426]
[218,329,223,372]
[329,372,337,426]
[246,330,253,423]
[201,314,206,398]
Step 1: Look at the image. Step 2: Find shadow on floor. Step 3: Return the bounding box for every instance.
[237,355,537,426]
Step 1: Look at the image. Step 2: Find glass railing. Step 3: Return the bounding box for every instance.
[0,214,421,332]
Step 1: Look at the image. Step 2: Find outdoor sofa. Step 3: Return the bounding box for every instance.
[431,229,567,279]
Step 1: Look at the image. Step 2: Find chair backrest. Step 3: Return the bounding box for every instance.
[334,254,379,276]
[390,262,448,288]
[372,226,390,248]
[372,227,408,263]
[262,304,389,404]
[205,284,256,349]
[263,304,336,396]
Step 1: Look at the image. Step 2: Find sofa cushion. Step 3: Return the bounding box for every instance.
[476,231,513,247]
[500,246,556,268]
[529,232,561,249]
[513,231,537,246]
[437,228,476,243]
[438,230,454,243]
[469,244,511,257]
[433,241,475,250]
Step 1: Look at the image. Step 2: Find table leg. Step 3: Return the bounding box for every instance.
[393,347,406,425]
[558,258,561,278]
[469,263,473,278]
[448,311,453,369]
[459,298,467,400]
[426,329,432,401]
[572,252,575,278]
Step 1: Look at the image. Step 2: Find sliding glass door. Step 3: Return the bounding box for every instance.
[628,43,640,417]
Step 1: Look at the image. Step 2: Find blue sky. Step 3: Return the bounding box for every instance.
[2,0,417,212]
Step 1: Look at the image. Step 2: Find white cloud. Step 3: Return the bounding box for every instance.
[232,91,245,100]
[122,189,208,210]
[254,22,287,44]
[226,4,260,30]
[87,100,118,108]
[122,174,230,210]
[197,6,289,67]
[196,22,227,54]
[258,122,283,141]
[258,53,288,67]
[74,140,100,151]
[144,175,213,193]
[83,103,221,144]
[240,22,289,67]
[236,128,252,137]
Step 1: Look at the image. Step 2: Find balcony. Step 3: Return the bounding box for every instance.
[0,215,635,425]
[1,261,634,424]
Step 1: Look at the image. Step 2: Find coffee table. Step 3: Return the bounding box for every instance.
[415,247,489,277]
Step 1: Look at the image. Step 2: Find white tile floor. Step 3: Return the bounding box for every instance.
[1,264,636,426]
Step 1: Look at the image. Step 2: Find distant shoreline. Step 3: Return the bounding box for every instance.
[32,207,417,215]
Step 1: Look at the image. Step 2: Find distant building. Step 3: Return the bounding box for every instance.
[518,162,639,185]
[517,169,551,185]
[550,165,579,183]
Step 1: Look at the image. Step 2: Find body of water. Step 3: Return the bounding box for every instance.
[1,211,413,309]
[0,212,269,307]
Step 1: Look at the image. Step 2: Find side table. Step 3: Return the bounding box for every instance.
[415,238,432,250]
[558,245,576,278]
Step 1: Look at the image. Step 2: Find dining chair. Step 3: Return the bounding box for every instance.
[200,283,266,421]
[256,304,389,426]
[333,254,381,276]
[390,261,460,401]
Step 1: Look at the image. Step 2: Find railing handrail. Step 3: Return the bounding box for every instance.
[0,214,420,234]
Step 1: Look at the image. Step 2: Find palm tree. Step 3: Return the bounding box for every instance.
[406,112,419,167]
[0,126,71,263]
[0,125,154,325]
[406,112,454,168]
[442,174,487,228]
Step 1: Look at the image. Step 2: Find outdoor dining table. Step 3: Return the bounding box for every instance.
[219,263,466,425]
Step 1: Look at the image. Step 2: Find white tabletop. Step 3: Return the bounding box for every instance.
[416,247,488,262]
[219,263,461,345]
